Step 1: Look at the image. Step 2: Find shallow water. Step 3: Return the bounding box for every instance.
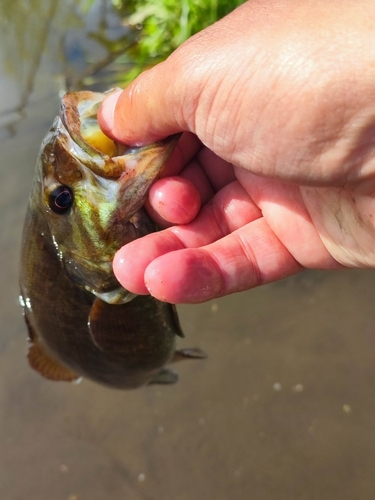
[2,2,375,499]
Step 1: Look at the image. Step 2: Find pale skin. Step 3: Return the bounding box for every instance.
[98,0,375,304]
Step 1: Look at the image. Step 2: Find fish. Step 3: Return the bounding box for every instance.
[19,89,206,389]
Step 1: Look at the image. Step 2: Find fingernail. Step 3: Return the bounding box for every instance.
[99,90,122,133]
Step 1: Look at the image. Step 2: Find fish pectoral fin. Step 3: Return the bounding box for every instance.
[149,368,179,385]
[28,341,80,382]
[172,348,208,363]
[88,298,125,352]
[88,298,109,351]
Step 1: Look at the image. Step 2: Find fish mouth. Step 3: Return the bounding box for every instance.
[62,253,135,304]
[62,253,119,294]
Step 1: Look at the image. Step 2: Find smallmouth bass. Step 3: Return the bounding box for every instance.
[19,89,205,389]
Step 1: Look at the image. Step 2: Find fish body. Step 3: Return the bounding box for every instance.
[20,90,205,389]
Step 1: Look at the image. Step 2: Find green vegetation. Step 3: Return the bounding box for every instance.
[111,0,246,84]
[0,0,246,92]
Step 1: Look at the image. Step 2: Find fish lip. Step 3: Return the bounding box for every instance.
[61,251,119,293]
[64,249,114,267]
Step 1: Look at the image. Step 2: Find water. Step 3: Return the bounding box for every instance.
[2,1,375,499]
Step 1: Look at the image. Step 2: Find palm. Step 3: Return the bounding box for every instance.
[113,134,374,303]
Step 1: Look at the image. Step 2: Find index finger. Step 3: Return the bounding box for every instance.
[160,132,202,177]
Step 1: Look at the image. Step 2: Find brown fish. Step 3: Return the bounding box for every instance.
[19,89,206,389]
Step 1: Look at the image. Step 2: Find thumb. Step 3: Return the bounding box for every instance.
[98,2,255,150]
[98,61,190,146]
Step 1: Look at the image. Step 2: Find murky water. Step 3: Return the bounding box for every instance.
[2,2,375,499]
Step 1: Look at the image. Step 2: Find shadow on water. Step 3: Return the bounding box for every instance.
[2,1,375,499]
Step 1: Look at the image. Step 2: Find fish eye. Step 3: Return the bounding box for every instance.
[48,185,73,214]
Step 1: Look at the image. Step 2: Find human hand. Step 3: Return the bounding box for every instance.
[99,0,375,303]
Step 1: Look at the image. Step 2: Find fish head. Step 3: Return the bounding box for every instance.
[34,90,178,303]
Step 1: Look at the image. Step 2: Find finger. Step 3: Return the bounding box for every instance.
[160,141,237,213]
[161,134,217,205]
[163,144,235,202]
[236,169,342,269]
[147,176,201,226]
[178,159,215,203]
[97,2,257,149]
[146,156,217,228]
[197,148,236,191]
[98,61,188,145]
[144,218,303,303]
[160,132,202,177]
[113,181,262,293]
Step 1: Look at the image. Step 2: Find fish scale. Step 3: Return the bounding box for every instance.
[19,89,206,389]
